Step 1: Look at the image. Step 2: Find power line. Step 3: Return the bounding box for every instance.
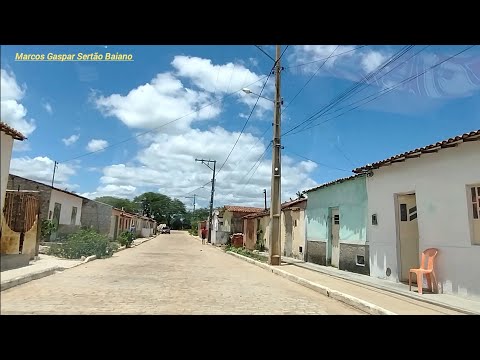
[286,45,368,69]
[238,142,272,192]
[282,45,340,112]
[282,46,414,137]
[58,75,270,164]
[254,45,275,62]
[215,45,289,178]
[290,45,476,135]
[316,45,430,119]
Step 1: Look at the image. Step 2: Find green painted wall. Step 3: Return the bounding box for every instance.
[306,175,367,244]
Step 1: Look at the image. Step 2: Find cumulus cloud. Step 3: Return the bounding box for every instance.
[84,127,317,207]
[9,156,77,189]
[94,56,273,133]
[1,68,36,137]
[62,134,80,146]
[85,55,318,205]
[86,139,108,152]
[361,50,388,73]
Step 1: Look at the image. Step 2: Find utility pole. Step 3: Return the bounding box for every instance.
[269,45,283,266]
[185,194,197,212]
[195,159,216,244]
[263,189,267,210]
[51,161,58,187]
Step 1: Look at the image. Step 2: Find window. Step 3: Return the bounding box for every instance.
[400,204,407,221]
[334,214,340,225]
[469,185,480,245]
[372,214,378,225]
[71,207,77,225]
[356,255,365,266]
[294,220,297,227]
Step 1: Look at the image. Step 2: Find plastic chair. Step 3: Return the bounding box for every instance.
[409,248,438,295]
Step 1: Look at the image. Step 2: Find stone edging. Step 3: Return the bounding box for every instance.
[226,251,396,315]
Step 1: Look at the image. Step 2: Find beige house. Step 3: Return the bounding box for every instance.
[1,122,26,223]
[243,198,307,260]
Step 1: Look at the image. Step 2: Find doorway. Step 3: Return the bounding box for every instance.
[397,193,420,282]
[329,208,340,268]
[50,202,61,241]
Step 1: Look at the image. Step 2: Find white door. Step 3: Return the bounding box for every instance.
[331,208,340,268]
[398,194,420,282]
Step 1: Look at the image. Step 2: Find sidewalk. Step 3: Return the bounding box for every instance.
[1,235,158,291]
[229,251,479,315]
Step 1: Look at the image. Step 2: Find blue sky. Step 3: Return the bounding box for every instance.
[1,45,479,209]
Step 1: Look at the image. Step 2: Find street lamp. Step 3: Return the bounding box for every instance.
[242,88,275,103]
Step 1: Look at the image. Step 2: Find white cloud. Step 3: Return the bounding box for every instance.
[1,69,36,137]
[43,102,53,114]
[9,156,77,189]
[361,50,388,73]
[94,56,272,133]
[62,134,80,146]
[88,55,318,205]
[80,184,137,199]
[86,127,317,207]
[86,138,108,152]
[13,141,31,152]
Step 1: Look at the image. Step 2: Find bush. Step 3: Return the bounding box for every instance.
[118,231,135,248]
[47,228,118,259]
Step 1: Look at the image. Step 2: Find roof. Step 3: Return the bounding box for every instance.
[224,205,265,213]
[9,174,88,200]
[353,129,480,173]
[0,121,26,141]
[304,174,364,193]
[243,198,307,219]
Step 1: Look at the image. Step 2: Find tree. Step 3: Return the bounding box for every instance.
[296,191,305,199]
[134,192,187,226]
[95,196,138,213]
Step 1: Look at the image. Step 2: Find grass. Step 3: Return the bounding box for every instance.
[225,245,268,263]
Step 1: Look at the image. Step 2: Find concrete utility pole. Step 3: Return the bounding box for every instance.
[51,161,58,187]
[269,45,283,266]
[195,159,216,244]
[185,194,197,212]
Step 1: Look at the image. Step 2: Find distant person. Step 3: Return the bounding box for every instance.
[130,223,136,235]
[201,227,207,245]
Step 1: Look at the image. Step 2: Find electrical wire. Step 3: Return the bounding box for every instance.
[215,45,289,178]
[58,75,270,164]
[289,45,476,135]
[282,46,414,137]
[254,45,275,62]
[282,45,340,112]
[283,148,350,172]
[286,45,367,69]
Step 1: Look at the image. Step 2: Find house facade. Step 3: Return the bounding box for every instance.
[81,198,115,238]
[243,198,307,260]
[7,174,84,240]
[354,130,480,299]
[1,122,26,225]
[304,175,369,275]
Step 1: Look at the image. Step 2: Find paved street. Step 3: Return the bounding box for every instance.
[0,231,363,315]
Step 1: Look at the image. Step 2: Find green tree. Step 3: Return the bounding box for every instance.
[95,196,138,213]
[134,192,187,226]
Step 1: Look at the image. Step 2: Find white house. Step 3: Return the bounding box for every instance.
[353,130,480,299]
[1,122,26,220]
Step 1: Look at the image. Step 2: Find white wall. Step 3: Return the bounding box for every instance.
[1,132,14,216]
[367,141,480,299]
[49,189,83,226]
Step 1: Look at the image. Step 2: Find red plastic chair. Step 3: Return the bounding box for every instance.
[409,248,438,295]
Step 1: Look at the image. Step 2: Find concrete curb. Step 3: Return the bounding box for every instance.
[286,261,479,315]
[1,266,61,291]
[83,255,97,263]
[227,251,396,315]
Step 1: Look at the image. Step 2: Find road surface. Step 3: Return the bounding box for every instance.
[0,231,364,315]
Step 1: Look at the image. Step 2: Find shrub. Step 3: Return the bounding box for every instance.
[118,231,135,248]
[40,220,57,240]
[47,228,118,259]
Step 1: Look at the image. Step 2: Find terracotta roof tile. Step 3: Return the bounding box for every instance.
[353,129,480,173]
[0,121,26,140]
[224,205,265,213]
[304,174,364,193]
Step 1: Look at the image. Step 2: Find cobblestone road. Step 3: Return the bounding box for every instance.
[0,231,364,315]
